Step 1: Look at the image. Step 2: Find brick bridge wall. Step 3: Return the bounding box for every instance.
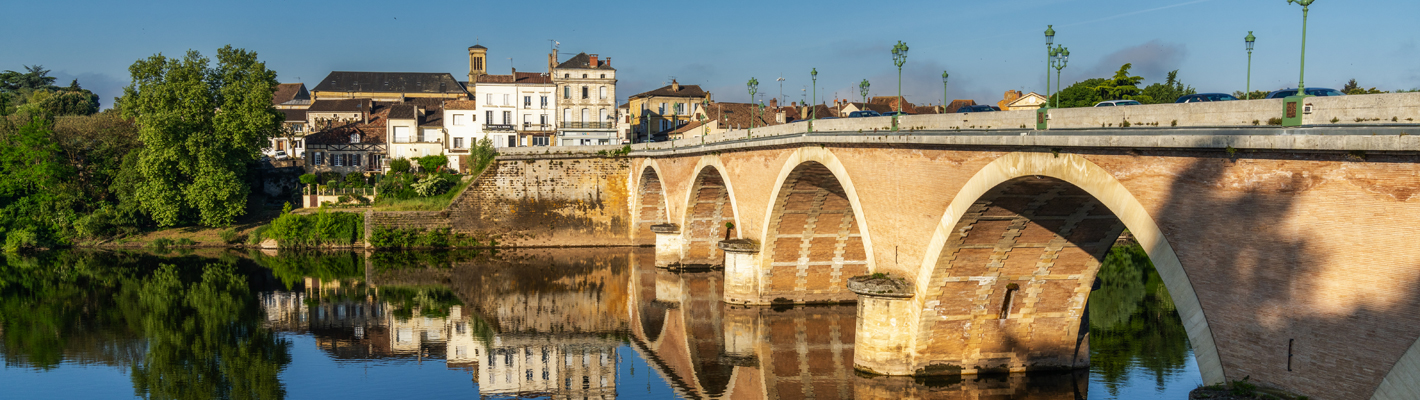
[627,143,1420,400]
[445,154,635,247]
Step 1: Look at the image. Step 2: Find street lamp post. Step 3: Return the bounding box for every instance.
[1051,46,1070,108]
[859,79,870,114]
[810,68,818,133]
[891,41,909,131]
[941,71,949,113]
[1045,25,1055,107]
[1287,0,1315,95]
[1245,31,1256,99]
[747,78,759,138]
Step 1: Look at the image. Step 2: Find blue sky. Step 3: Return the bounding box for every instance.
[3,0,1416,109]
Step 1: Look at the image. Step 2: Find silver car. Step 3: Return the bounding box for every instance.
[1094,100,1142,107]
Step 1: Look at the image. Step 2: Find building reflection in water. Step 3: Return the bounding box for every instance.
[258,248,1086,399]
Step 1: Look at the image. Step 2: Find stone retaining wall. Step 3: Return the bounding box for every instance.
[362,210,452,242]
[446,156,635,247]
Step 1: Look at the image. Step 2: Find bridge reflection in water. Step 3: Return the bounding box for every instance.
[256,248,1105,399]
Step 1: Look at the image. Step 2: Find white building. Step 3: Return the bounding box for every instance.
[442,99,482,171]
[550,50,618,146]
[473,71,556,148]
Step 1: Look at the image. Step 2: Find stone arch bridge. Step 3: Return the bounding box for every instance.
[463,111,1420,400]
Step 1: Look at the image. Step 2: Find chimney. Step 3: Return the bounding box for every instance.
[671,79,679,92]
[512,67,516,75]
[589,54,599,68]
[604,57,611,67]
[769,98,778,108]
[775,110,785,124]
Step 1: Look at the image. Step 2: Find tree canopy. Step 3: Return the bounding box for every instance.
[0,65,100,116]
[1140,70,1196,104]
[120,46,282,227]
[1094,63,1151,103]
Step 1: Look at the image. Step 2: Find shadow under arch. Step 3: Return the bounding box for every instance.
[756,147,876,303]
[677,160,743,267]
[910,151,1223,385]
[632,161,671,244]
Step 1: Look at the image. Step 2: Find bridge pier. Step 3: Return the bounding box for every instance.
[651,224,682,269]
[847,276,919,376]
[719,239,763,304]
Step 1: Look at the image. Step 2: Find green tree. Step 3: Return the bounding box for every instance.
[1342,79,1387,95]
[1140,70,1196,104]
[1094,63,1152,103]
[1050,78,1107,108]
[0,114,82,249]
[467,136,496,175]
[120,46,282,227]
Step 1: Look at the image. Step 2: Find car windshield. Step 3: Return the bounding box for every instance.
[1311,89,1345,96]
[1205,94,1237,101]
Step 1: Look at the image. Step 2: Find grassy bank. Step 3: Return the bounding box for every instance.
[369,174,474,211]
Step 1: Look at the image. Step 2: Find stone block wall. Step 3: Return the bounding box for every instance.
[362,210,452,241]
[446,155,635,247]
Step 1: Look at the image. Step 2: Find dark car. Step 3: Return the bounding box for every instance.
[880,111,911,117]
[636,133,669,143]
[1175,93,1239,103]
[955,105,998,113]
[847,110,882,118]
[1265,88,1345,99]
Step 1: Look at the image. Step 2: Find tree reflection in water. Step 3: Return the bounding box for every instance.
[1088,241,1193,396]
[0,251,291,400]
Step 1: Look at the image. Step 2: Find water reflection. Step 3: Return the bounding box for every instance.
[0,243,1192,399]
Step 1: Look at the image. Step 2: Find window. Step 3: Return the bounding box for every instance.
[313,152,323,165]
[581,86,588,99]
[563,73,569,78]
[293,140,301,149]
[523,114,530,126]
[454,138,464,148]
[503,111,511,124]
[503,94,509,105]
[600,74,605,78]
[563,86,570,99]
[674,103,682,115]
[659,103,666,114]
[333,154,343,167]
[540,96,548,108]
[453,114,464,126]
[563,108,570,123]
[533,136,548,146]
[540,114,547,125]
[486,111,493,124]
[581,108,588,122]
[349,133,359,143]
[393,126,410,143]
[352,154,361,166]
[582,74,587,78]
[524,96,531,107]
[487,93,493,106]
[599,108,606,123]
[599,86,606,99]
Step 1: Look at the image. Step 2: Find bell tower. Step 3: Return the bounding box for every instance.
[468,44,488,83]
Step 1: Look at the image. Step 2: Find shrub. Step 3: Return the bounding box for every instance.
[344,172,366,188]
[282,202,292,214]
[417,154,448,173]
[247,225,269,245]
[412,173,456,197]
[146,237,175,251]
[263,211,365,248]
[4,227,41,253]
[369,227,480,248]
[175,237,197,246]
[389,158,412,173]
[220,228,239,244]
[299,174,318,185]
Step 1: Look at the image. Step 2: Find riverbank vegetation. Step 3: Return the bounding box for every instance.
[369,227,484,249]
[0,47,282,252]
[257,211,364,248]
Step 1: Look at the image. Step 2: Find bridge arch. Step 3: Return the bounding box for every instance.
[677,158,743,267]
[755,147,876,303]
[632,161,672,243]
[905,151,1222,384]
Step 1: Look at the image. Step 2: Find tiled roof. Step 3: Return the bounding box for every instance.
[305,105,388,146]
[555,53,615,70]
[444,100,477,110]
[669,120,707,134]
[308,99,372,112]
[870,96,916,112]
[912,105,942,115]
[474,72,555,85]
[281,109,307,122]
[630,83,709,100]
[419,109,443,127]
[945,99,977,113]
[312,71,468,95]
[272,83,309,105]
[702,102,779,131]
[388,105,417,120]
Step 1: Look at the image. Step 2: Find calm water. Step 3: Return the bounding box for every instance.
[0,244,1198,399]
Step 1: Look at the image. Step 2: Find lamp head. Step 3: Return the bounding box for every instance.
[1045,25,1055,45]
[942,71,949,83]
[811,68,817,80]
[1245,31,1257,51]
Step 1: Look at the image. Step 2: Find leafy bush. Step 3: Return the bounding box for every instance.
[263,211,364,248]
[369,227,480,248]
[417,154,448,173]
[4,227,41,253]
[389,158,411,173]
[174,238,197,246]
[344,172,366,188]
[146,237,175,251]
[467,137,496,175]
[299,174,317,185]
[247,225,269,245]
[412,173,456,197]
[220,228,239,244]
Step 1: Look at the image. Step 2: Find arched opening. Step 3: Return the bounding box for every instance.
[761,161,868,303]
[634,166,669,245]
[680,166,737,267]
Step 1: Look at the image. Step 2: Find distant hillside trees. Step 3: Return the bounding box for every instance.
[0,65,100,116]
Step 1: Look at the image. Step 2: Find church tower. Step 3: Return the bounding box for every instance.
[468,44,488,83]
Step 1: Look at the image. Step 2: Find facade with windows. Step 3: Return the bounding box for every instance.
[443,99,482,171]
[386,104,446,167]
[473,70,556,148]
[549,50,617,146]
[626,80,712,141]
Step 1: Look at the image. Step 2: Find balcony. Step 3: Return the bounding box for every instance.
[484,124,516,131]
[521,123,555,133]
[559,122,614,129]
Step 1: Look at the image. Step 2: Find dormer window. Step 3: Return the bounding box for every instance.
[349,133,360,143]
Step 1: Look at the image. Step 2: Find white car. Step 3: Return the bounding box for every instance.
[1094,100,1142,107]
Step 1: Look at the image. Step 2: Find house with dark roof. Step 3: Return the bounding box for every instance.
[672,101,785,140]
[311,71,469,101]
[273,83,311,109]
[550,49,619,145]
[304,103,390,175]
[627,80,712,139]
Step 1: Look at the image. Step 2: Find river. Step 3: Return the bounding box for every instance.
[0,243,1198,399]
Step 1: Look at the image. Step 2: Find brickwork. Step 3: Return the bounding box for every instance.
[918,176,1124,373]
[363,210,453,243]
[761,162,869,303]
[634,167,669,244]
[748,305,857,400]
[682,168,735,266]
[446,157,634,247]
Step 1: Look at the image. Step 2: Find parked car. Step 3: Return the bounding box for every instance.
[1265,88,1345,99]
[1175,93,1239,103]
[273,150,289,160]
[1094,100,1142,107]
[955,105,998,113]
[847,110,882,118]
[880,111,911,117]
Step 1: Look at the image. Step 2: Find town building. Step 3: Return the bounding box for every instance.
[671,101,784,139]
[311,71,469,101]
[385,102,446,164]
[474,70,557,148]
[550,50,618,146]
[268,83,312,158]
[998,90,1049,110]
[442,99,481,170]
[627,80,711,140]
